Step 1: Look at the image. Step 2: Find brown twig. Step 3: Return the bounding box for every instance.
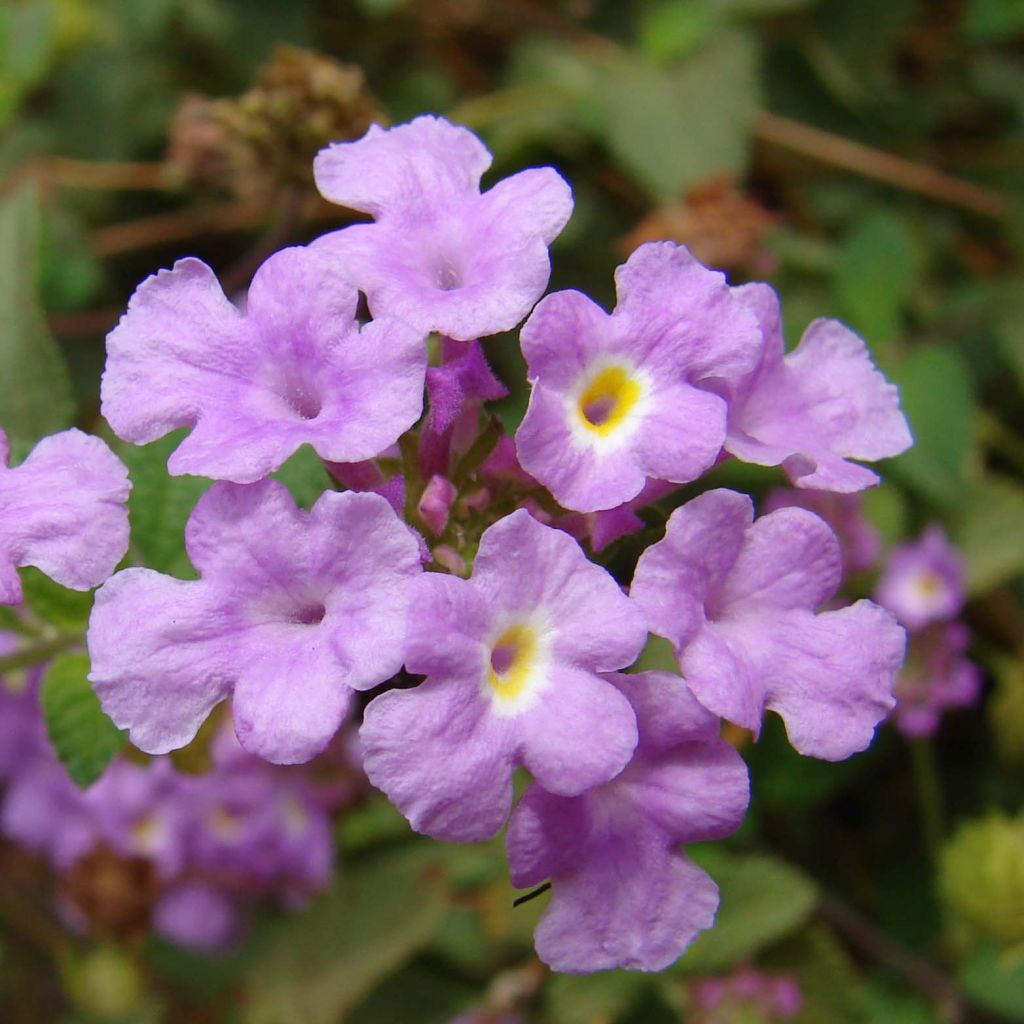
[35,157,170,191]
[754,111,1008,220]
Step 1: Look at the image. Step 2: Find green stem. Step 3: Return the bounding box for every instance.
[909,738,944,861]
[0,634,79,674]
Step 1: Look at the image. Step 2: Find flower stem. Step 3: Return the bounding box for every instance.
[0,634,80,675]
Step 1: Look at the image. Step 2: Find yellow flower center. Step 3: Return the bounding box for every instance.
[915,570,945,598]
[487,624,538,702]
[577,365,642,437]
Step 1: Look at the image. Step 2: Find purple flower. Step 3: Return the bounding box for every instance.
[693,968,802,1020]
[88,480,421,764]
[875,525,965,631]
[0,428,129,604]
[102,245,426,483]
[506,671,749,972]
[515,243,760,512]
[313,116,573,341]
[764,487,881,577]
[721,283,912,491]
[153,883,239,950]
[360,509,647,842]
[631,489,906,760]
[892,621,980,738]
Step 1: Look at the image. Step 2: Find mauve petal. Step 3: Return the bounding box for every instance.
[405,572,491,679]
[88,570,234,754]
[517,385,633,511]
[630,490,752,648]
[613,242,761,382]
[0,429,129,602]
[479,167,573,246]
[506,786,588,888]
[626,744,749,843]
[314,116,491,216]
[606,671,720,755]
[360,680,516,842]
[518,666,638,796]
[714,506,842,616]
[680,621,766,734]
[232,638,354,764]
[753,602,904,760]
[632,383,726,485]
[473,510,647,671]
[535,834,719,973]
[520,289,612,390]
[153,883,238,950]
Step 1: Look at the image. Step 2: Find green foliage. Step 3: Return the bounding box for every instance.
[678,849,818,973]
[241,846,448,1024]
[596,30,760,201]
[0,183,73,443]
[118,432,210,578]
[887,346,975,505]
[959,945,1024,1021]
[0,2,56,130]
[546,970,652,1024]
[19,566,93,631]
[953,474,1024,594]
[40,652,124,788]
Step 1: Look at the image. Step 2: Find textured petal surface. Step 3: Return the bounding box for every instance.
[478,167,573,246]
[0,429,129,603]
[314,116,491,216]
[518,666,638,796]
[472,510,647,671]
[630,489,752,650]
[103,246,425,481]
[360,680,516,842]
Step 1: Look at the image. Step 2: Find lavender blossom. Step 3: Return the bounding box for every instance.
[631,489,906,760]
[875,525,966,631]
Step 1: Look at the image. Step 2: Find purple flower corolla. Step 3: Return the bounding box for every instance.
[313,116,573,341]
[720,283,912,491]
[764,487,881,576]
[631,489,906,760]
[506,671,749,972]
[153,883,239,950]
[875,525,965,631]
[102,245,426,483]
[360,509,647,842]
[515,243,761,512]
[892,621,980,738]
[693,968,802,1020]
[88,480,421,764]
[0,428,129,604]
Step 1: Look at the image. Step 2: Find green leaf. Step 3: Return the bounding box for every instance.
[833,212,922,353]
[0,183,74,442]
[638,1,717,65]
[271,445,329,509]
[19,567,93,632]
[597,30,760,201]
[0,2,56,128]
[953,474,1024,594]
[959,944,1024,1021]
[40,653,124,788]
[546,971,652,1024]
[965,0,1024,42]
[118,433,210,577]
[677,849,818,972]
[886,346,974,505]
[242,846,447,1024]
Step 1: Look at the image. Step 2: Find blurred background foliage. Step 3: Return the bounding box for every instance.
[0,0,1023,1021]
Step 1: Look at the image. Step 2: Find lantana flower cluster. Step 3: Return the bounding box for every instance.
[0,116,915,973]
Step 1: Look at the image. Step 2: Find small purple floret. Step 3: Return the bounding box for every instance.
[875,525,966,631]
[102,245,427,483]
[313,116,573,340]
[88,480,421,764]
[631,489,906,760]
[360,509,647,842]
[506,671,749,972]
[0,428,130,604]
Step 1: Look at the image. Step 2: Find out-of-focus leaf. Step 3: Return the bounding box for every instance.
[547,970,653,1024]
[960,945,1024,1021]
[0,184,74,442]
[771,924,865,1024]
[40,653,124,788]
[242,846,447,1024]
[886,346,974,505]
[19,568,93,632]
[833,212,921,352]
[861,980,941,1024]
[639,1,716,65]
[994,284,1024,391]
[597,30,760,201]
[0,2,56,128]
[347,962,478,1024]
[271,445,329,509]
[953,474,1024,594]
[965,0,1024,42]
[677,849,818,972]
[118,433,210,578]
